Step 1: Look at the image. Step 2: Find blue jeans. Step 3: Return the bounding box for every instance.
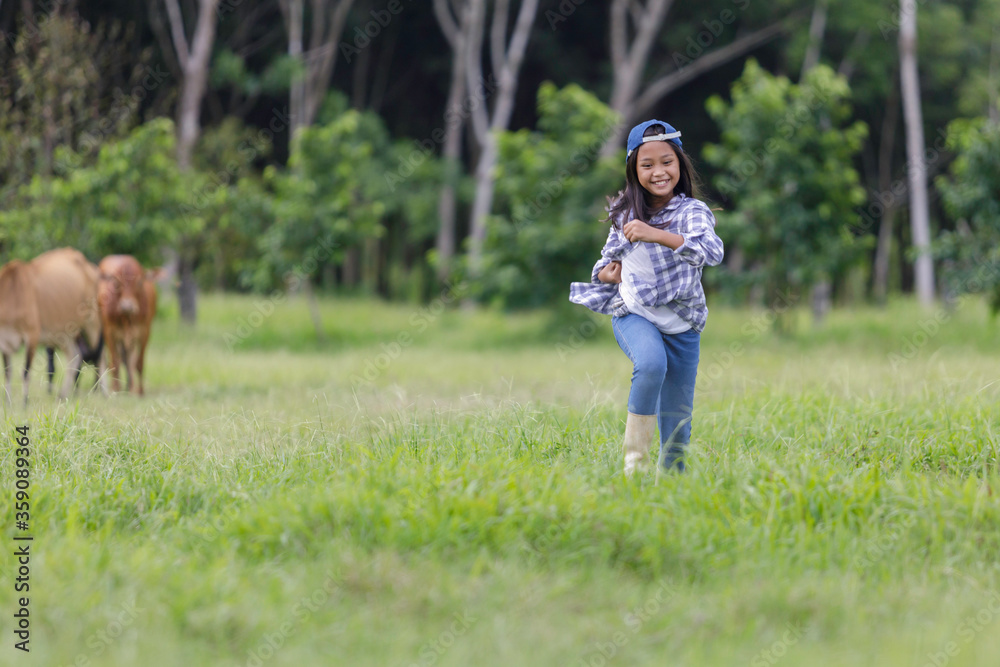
[612,314,700,471]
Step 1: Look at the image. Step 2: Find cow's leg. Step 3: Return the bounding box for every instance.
[47,347,56,394]
[88,333,104,392]
[98,339,109,396]
[22,345,34,407]
[3,353,11,405]
[136,334,149,397]
[72,338,84,388]
[122,342,133,393]
[102,335,122,394]
[58,348,82,400]
[111,340,124,393]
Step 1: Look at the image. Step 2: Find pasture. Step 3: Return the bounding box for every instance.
[2,293,1000,666]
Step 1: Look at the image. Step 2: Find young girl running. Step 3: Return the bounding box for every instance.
[570,120,724,475]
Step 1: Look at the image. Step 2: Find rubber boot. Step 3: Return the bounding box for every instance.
[623,412,657,476]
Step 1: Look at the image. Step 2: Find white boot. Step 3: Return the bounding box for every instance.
[623,412,657,476]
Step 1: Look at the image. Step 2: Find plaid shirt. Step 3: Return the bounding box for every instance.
[568,193,724,333]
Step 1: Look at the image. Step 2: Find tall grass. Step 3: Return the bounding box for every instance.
[1,293,999,666]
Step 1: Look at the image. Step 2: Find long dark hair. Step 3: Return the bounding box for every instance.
[605,123,702,228]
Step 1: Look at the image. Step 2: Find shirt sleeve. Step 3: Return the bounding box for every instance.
[590,225,621,282]
[671,201,725,268]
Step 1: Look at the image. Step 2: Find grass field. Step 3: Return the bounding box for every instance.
[2,292,1000,666]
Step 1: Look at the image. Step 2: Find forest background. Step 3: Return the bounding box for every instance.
[2,0,999,331]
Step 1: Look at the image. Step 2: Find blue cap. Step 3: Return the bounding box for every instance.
[626,119,682,163]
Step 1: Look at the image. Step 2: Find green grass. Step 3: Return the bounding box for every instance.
[2,293,1000,666]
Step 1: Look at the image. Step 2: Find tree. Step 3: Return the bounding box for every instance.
[599,0,796,157]
[258,108,390,340]
[899,0,935,306]
[477,82,621,309]
[432,0,472,282]
[464,0,541,278]
[159,0,221,322]
[0,8,145,209]
[278,0,355,134]
[934,118,1000,310]
[704,60,868,325]
[0,119,206,265]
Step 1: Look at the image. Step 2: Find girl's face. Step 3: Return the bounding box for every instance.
[635,141,680,206]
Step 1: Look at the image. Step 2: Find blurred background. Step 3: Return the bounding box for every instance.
[1,0,998,330]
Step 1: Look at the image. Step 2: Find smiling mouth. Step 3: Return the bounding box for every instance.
[651,180,670,187]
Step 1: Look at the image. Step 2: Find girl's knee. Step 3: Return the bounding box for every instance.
[634,356,667,382]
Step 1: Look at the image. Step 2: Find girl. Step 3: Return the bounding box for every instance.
[570,120,724,475]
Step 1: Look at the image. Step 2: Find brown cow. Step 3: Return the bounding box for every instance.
[0,248,102,405]
[98,255,158,396]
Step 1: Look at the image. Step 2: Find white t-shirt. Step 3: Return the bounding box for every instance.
[619,242,692,334]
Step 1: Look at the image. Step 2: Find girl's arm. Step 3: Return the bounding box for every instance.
[622,202,724,268]
[590,225,625,282]
[621,222,684,250]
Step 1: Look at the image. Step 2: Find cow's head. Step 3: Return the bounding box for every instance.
[99,256,146,317]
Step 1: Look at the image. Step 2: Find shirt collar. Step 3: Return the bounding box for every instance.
[649,193,687,225]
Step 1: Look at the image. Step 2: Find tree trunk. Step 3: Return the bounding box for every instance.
[342,248,360,288]
[302,0,355,128]
[800,0,829,80]
[283,0,305,137]
[873,209,895,304]
[177,252,198,324]
[467,131,497,276]
[802,0,829,324]
[810,280,831,324]
[607,0,673,119]
[601,11,790,157]
[899,0,935,306]
[169,0,220,170]
[464,0,539,278]
[990,26,999,124]
[433,0,471,282]
[873,74,900,304]
[164,0,220,323]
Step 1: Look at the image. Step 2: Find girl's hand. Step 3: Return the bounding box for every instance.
[598,261,622,284]
[623,219,659,243]
[623,219,684,249]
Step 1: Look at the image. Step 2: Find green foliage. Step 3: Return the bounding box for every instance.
[191,118,274,289]
[210,49,302,97]
[704,60,868,306]
[0,12,146,205]
[253,108,392,290]
[934,118,1000,309]
[0,118,206,264]
[476,82,623,309]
